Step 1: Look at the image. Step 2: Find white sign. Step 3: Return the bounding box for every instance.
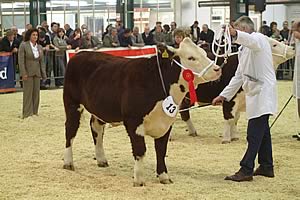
[0,67,7,80]
[162,96,178,118]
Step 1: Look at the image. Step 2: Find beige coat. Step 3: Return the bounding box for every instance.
[18,41,46,78]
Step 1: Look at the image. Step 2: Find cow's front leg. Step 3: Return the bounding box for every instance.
[155,127,173,184]
[179,99,197,137]
[230,112,240,141]
[125,120,147,187]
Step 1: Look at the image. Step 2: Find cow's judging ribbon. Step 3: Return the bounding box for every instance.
[183,69,198,105]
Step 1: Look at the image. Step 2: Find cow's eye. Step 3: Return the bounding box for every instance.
[188,56,196,61]
[273,44,277,47]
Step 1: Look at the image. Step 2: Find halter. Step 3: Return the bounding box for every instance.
[172,59,215,82]
[271,43,289,60]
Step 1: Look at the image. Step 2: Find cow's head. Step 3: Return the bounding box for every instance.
[167,37,221,83]
[268,37,295,68]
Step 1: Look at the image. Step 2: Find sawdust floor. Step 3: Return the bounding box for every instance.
[0,81,299,200]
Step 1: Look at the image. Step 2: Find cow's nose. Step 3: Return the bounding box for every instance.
[214,68,221,72]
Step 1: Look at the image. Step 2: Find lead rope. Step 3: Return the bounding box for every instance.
[156,49,168,97]
[212,24,232,64]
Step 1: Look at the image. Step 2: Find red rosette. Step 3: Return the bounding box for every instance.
[183,69,198,105]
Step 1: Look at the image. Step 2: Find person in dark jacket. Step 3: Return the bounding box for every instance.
[81,30,102,49]
[64,24,74,38]
[259,21,271,36]
[67,28,82,51]
[190,21,201,44]
[199,24,214,44]
[0,30,19,53]
[142,26,155,45]
[118,28,133,47]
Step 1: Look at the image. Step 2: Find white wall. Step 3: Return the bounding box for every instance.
[262,4,287,29]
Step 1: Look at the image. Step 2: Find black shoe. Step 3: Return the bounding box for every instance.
[224,170,253,182]
[253,166,274,178]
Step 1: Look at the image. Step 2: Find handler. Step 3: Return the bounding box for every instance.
[212,16,276,182]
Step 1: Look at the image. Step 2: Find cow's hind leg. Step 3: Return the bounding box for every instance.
[155,127,173,184]
[63,104,83,170]
[90,116,108,167]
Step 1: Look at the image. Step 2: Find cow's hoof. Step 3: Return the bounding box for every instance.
[188,132,198,137]
[231,138,239,142]
[158,172,173,184]
[160,178,173,184]
[63,164,75,171]
[133,182,145,187]
[97,161,109,168]
[221,140,231,144]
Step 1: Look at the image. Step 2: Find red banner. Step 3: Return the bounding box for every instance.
[66,46,157,62]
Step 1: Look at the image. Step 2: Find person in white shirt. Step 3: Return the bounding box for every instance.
[291,21,300,140]
[212,16,276,182]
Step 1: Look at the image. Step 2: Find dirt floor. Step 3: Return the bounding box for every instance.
[0,81,299,200]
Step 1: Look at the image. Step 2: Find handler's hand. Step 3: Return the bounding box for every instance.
[228,25,237,37]
[212,96,225,106]
[22,75,28,81]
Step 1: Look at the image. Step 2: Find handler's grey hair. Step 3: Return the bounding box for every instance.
[234,16,255,31]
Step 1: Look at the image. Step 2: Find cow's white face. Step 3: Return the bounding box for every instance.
[268,37,295,68]
[168,37,221,83]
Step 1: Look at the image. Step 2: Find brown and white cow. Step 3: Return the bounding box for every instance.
[62,37,221,186]
[180,37,295,143]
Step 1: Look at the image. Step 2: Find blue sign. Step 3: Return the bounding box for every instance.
[0,53,15,92]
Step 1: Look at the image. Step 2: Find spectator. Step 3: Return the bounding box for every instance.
[18,28,47,119]
[119,28,133,47]
[280,21,290,42]
[50,22,59,41]
[64,24,74,38]
[150,21,162,34]
[81,30,102,49]
[53,28,71,87]
[102,24,113,41]
[102,27,120,47]
[172,28,185,49]
[259,21,271,36]
[292,21,300,140]
[116,21,125,37]
[67,28,82,51]
[26,24,33,31]
[170,22,177,33]
[190,21,200,44]
[131,27,144,47]
[269,22,282,41]
[163,24,173,46]
[170,21,177,44]
[0,30,19,53]
[37,28,51,89]
[153,25,165,44]
[41,21,51,38]
[11,26,23,46]
[142,26,155,45]
[199,24,215,45]
[81,24,88,35]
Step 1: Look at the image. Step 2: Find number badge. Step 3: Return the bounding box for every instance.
[162,96,178,118]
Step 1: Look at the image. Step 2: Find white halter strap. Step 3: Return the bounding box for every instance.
[172,59,214,82]
[271,44,289,60]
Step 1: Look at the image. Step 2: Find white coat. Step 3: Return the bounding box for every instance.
[220,30,277,119]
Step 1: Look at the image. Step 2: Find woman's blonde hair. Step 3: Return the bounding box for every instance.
[234,16,255,31]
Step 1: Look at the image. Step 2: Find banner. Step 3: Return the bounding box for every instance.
[0,52,15,93]
[66,46,157,63]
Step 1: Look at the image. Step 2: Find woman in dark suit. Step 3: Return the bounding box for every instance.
[18,29,46,118]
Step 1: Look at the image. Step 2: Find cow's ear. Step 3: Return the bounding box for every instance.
[157,44,175,59]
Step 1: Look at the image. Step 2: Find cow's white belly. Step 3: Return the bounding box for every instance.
[138,100,177,139]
